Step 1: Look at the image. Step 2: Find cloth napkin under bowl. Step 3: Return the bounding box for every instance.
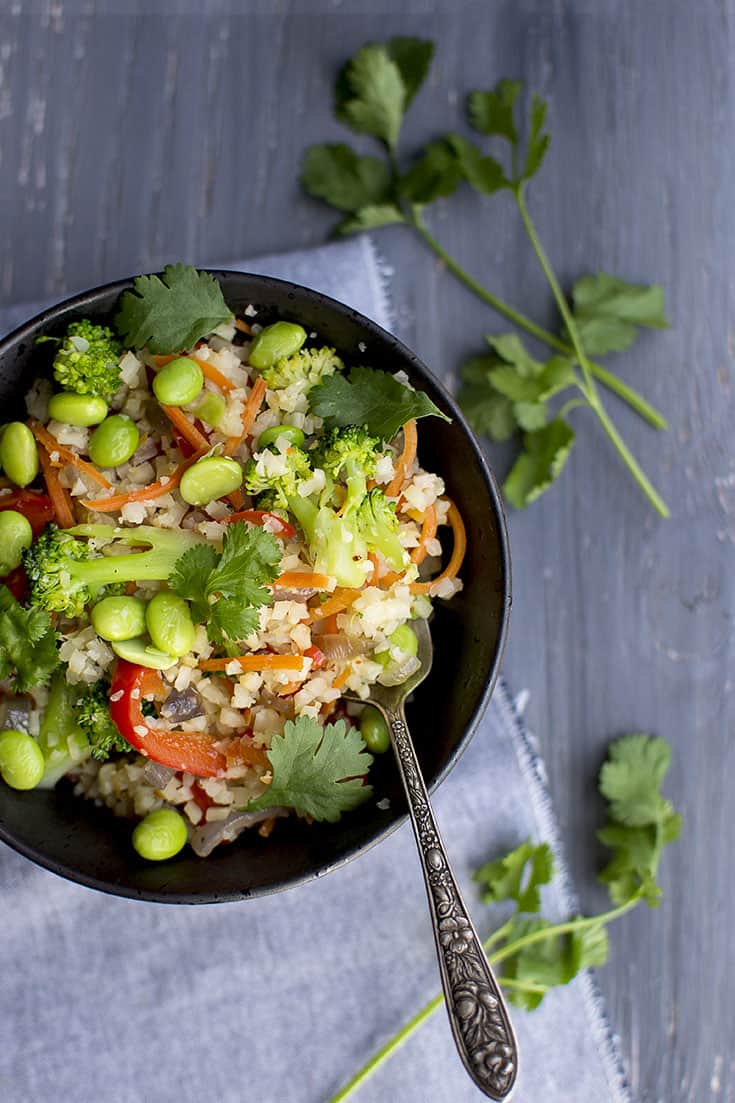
[0,238,632,1103]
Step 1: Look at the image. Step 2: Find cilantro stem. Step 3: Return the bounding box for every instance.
[408,207,668,431]
[325,894,640,1103]
[514,187,670,517]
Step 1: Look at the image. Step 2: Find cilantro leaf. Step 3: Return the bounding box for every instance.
[335,38,433,152]
[503,418,575,509]
[523,94,550,181]
[571,273,669,356]
[336,204,406,236]
[0,585,59,692]
[599,733,673,826]
[309,365,450,442]
[468,80,522,143]
[474,839,554,913]
[447,133,509,194]
[170,523,281,647]
[457,372,518,442]
[500,916,609,1011]
[115,264,233,354]
[399,139,463,205]
[248,716,373,822]
[300,144,393,213]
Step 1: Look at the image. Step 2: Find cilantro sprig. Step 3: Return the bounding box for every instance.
[309,364,449,442]
[247,715,373,822]
[301,38,671,515]
[115,264,233,354]
[169,522,281,647]
[0,584,59,692]
[327,733,679,1101]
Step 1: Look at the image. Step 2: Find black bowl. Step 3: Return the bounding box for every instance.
[0,270,511,903]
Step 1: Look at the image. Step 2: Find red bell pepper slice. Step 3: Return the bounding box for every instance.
[0,489,54,537]
[109,661,227,778]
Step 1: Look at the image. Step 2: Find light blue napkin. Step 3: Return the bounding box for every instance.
[0,238,632,1103]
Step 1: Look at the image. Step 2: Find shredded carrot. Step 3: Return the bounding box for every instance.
[333,664,351,690]
[386,419,418,498]
[29,421,111,490]
[276,681,303,697]
[160,405,210,452]
[410,503,438,566]
[307,588,360,623]
[80,446,209,512]
[234,318,253,335]
[223,376,266,456]
[274,571,332,591]
[226,738,269,770]
[37,444,75,528]
[410,499,467,594]
[199,653,306,673]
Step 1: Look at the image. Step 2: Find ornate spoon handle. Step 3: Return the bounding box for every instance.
[385,703,518,1100]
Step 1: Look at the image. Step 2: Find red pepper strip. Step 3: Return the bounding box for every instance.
[3,566,28,602]
[303,644,325,670]
[109,661,227,778]
[0,489,54,537]
[222,509,296,539]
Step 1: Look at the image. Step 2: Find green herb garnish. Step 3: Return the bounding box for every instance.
[0,584,59,692]
[301,38,671,515]
[309,365,449,442]
[115,264,233,354]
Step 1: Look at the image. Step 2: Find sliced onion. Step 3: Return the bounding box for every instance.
[378,655,421,687]
[312,634,370,662]
[272,588,318,603]
[189,807,289,857]
[142,761,177,788]
[161,687,204,723]
[130,437,160,466]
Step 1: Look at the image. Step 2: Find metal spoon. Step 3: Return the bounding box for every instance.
[353,618,518,1099]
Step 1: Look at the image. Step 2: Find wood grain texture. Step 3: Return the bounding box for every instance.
[1,1,733,1100]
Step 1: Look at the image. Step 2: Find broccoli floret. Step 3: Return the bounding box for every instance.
[77,681,132,761]
[52,319,122,397]
[259,346,342,392]
[311,425,379,516]
[244,444,369,588]
[358,488,409,571]
[23,523,206,618]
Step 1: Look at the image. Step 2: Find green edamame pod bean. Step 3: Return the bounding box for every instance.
[359,706,390,754]
[146,591,196,658]
[0,729,45,790]
[179,455,243,506]
[194,391,226,428]
[257,424,306,450]
[91,596,147,642]
[111,637,178,670]
[88,414,140,468]
[152,357,204,407]
[132,808,188,861]
[0,510,33,575]
[48,392,108,427]
[0,422,39,488]
[248,321,306,369]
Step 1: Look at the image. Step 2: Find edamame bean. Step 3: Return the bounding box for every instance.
[132,808,188,861]
[48,392,108,427]
[248,321,306,369]
[359,706,390,754]
[88,414,140,468]
[0,422,39,488]
[152,357,204,407]
[257,424,306,450]
[111,637,178,670]
[179,455,243,506]
[91,595,147,642]
[0,729,45,790]
[375,624,419,665]
[146,591,196,658]
[0,510,33,576]
[194,391,226,428]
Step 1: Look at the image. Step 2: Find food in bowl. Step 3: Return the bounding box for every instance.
[0,266,467,861]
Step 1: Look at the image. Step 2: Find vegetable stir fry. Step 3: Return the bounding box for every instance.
[0,266,466,860]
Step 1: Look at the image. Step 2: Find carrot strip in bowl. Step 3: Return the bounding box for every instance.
[199,653,306,673]
[29,420,111,490]
[80,446,209,512]
[224,376,266,456]
[160,405,210,452]
[274,571,332,591]
[36,443,75,528]
[410,499,466,595]
[410,503,438,566]
[307,588,360,623]
[386,419,418,498]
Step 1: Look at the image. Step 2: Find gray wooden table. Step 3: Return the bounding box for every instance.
[1,1,733,1100]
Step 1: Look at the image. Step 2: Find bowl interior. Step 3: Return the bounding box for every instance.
[0,271,510,902]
